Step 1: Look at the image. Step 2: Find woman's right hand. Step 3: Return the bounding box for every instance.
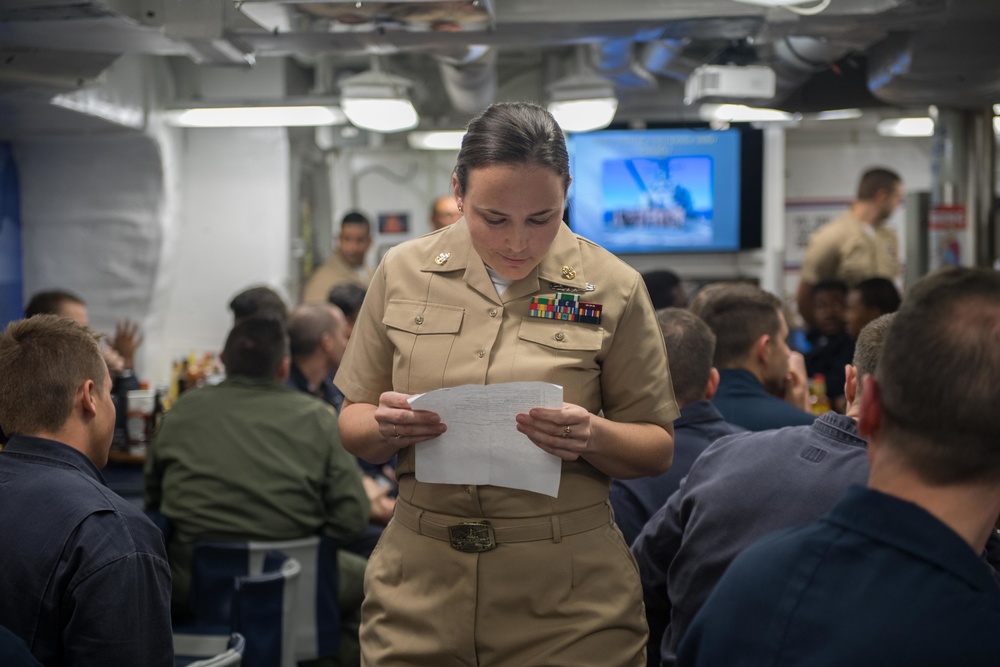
[374,391,446,451]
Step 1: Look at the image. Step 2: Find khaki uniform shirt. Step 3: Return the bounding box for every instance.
[335,219,679,518]
[800,210,900,286]
[302,250,373,303]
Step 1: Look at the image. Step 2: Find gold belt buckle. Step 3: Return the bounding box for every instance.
[448,521,496,552]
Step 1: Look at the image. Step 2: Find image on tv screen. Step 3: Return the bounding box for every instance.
[568,129,749,254]
[602,156,714,245]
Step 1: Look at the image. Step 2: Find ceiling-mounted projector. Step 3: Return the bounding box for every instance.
[684,64,776,104]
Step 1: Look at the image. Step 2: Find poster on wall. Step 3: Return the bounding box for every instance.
[928,204,966,271]
[378,212,409,235]
[784,198,851,268]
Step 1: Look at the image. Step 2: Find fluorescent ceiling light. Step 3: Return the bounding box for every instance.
[731,0,817,5]
[407,130,466,151]
[341,98,418,133]
[340,69,419,133]
[548,98,619,133]
[51,92,144,129]
[700,104,799,123]
[731,0,831,14]
[162,105,346,128]
[813,108,863,121]
[547,72,618,133]
[876,117,934,137]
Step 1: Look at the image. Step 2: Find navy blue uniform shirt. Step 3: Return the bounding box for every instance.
[288,361,345,413]
[633,411,868,667]
[0,435,173,666]
[712,368,815,431]
[679,486,1000,666]
[611,400,745,547]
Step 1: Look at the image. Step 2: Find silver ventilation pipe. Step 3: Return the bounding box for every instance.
[771,36,852,102]
[637,39,689,81]
[432,46,497,116]
[589,40,659,88]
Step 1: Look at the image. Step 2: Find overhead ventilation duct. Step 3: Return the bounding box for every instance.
[770,36,853,103]
[866,22,1000,108]
[432,46,498,117]
[136,0,257,66]
[638,39,689,82]
[589,40,657,89]
[0,47,120,94]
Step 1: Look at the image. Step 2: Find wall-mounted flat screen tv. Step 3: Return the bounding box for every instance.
[567,127,763,254]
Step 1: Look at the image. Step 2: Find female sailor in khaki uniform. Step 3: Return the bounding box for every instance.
[336,102,679,667]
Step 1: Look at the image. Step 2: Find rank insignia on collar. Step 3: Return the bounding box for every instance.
[434,252,451,265]
[561,265,577,279]
[529,293,602,324]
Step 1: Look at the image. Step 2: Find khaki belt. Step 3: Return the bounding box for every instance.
[392,498,612,552]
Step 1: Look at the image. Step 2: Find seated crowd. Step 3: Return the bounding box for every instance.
[2,262,998,667]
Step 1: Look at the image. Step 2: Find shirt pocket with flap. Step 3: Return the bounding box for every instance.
[514,318,604,406]
[383,299,465,390]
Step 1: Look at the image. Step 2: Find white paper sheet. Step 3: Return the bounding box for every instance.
[408,382,564,497]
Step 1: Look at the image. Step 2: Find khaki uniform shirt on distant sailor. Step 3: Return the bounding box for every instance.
[800,210,900,287]
[302,249,373,303]
[335,218,678,667]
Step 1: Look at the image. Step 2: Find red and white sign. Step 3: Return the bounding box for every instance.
[928,204,967,269]
[928,204,967,231]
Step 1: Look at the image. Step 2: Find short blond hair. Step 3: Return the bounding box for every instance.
[0,315,106,436]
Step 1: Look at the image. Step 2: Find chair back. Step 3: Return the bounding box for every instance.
[183,633,246,667]
[232,559,300,667]
[180,632,246,667]
[188,536,340,662]
[178,548,300,667]
[245,536,340,661]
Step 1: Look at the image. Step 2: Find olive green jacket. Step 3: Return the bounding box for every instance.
[145,375,368,611]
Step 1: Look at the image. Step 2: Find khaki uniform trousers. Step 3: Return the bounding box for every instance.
[360,500,647,667]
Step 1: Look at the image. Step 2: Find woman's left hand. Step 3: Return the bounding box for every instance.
[515,402,592,461]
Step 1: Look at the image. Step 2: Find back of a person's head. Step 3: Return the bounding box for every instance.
[228,286,288,324]
[811,279,848,300]
[643,270,684,310]
[688,281,736,318]
[327,282,367,320]
[699,285,781,368]
[287,304,336,359]
[24,290,85,318]
[0,315,105,437]
[220,316,288,380]
[876,267,1000,484]
[857,167,901,201]
[855,277,901,314]
[852,312,895,391]
[657,308,715,405]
